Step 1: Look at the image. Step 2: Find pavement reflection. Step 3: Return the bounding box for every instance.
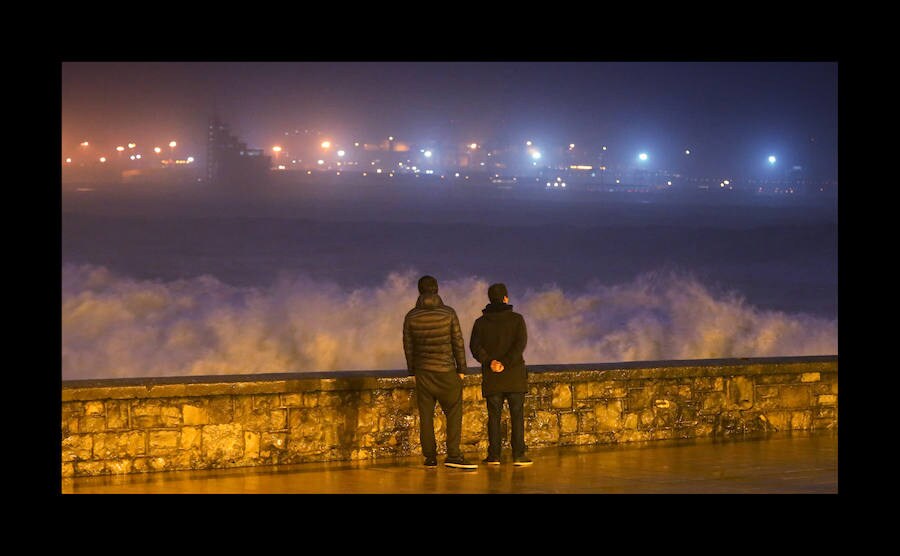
[62,431,837,494]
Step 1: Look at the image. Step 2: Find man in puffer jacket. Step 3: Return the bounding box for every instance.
[403,275,477,469]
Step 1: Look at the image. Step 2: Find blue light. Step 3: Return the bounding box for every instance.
[424,150,433,158]
[638,152,648,162]
[531,150,542,160]
[768,155,777,164]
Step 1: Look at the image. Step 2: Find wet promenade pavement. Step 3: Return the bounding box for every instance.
[62,431,837,494]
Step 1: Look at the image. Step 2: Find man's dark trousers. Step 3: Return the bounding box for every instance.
[415,370,464,459]
[485,392,526,459]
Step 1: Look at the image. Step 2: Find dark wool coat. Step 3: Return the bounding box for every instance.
[469,303,528,395]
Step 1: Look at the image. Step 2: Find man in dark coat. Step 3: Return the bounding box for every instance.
[469,282,532,466]
[403,275,477,469]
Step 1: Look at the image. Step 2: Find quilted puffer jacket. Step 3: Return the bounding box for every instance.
[403,293,467,375]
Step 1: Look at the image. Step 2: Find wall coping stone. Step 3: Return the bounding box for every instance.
[62,355,837,402]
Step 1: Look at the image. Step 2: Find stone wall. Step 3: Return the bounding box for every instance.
[61,356,837,477]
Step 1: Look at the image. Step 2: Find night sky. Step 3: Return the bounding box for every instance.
[61,61,838,181]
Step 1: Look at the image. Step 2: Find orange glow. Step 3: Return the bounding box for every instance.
[99,157,107,163]
[154,147,162,154]
[321,141,331,149]
[127,143,136,149]
[169,141,177,148]
[80,141,89,147]
[116,146,125,152]
[272,146,282,153]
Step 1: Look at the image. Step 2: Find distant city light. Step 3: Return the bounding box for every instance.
[317,159,324,165]
[569,143,575,150]
[129,155,135,160]
[321,141,331,149]
[638,152,648,161]
[80,141,89,147]
[116,146,125,152]
[469,143,478,149]
[169,141,177,148]
[272,146,282,153]
[724,179,730,185]
[376,168,383,173]
[525,140,532,146]
[99,157,106,163]
[531,150,541,160]
[388,136,394,141]
[154,147,162,154]
[337,150,346,157]
[454,172,460,177]
[685,149,691,155]
[615,179,620,184]
[354,142,360,147]
[277,165,286,170]
[602,145,607,151]
[768,155,777,164]
[65,158,72,163]
[135,154,142,159]
[667,180,672,186]
[424,150,433,158]
[186,156,194,163]
[127,143,136,149]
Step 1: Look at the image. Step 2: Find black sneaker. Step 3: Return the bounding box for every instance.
[482,456,501,465]
[424,456,437,467]
[513,456,533,467]
[444,456,478,469]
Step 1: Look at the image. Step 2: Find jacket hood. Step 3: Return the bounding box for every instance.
[416,293,444,308]
[482,302,513,316]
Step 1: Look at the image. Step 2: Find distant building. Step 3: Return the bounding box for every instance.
[207,116,271,188]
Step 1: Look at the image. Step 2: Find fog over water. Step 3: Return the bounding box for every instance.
[61,182,837,379]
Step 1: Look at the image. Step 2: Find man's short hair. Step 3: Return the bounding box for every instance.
[418,275,439,294]
[488,283,508,303]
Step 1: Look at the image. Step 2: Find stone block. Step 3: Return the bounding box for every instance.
[623,412,639,430]
[84,401,105,416]
[132,400,163,428]
[75,461,105,476]
[181,426,201,450]
[281,393,303,407]
[763,411,790,431]
[701,391,726,412]
[815,407,836,419]
[160,405,182,427]
[801,372,821,383]
[201,424,244,462]
[817,394,837,406]
[790,411,812,430]
[62,462,74,478]
[393,388,417,409]
[82,415,107,433]
[244,431,260,459]
[105,459,133,474]
[638,409,656,429]
[779,385,811,409]
[461,410,486,443]
[756,385,779,398]
[626,387,655,411]
[593,401,623,432]
[106,400,130,429]
[694,377,724,391]
[726,376,754,410]
[756,374,797,385]
[93,431,146,459]
[462,385,482,402]
[182,404,209,426]
[617,429,653,443]
[208,396,234,424]
[560,413,578,434]
[551,384,572,409]
[528,410,560,443]
[62,434,92,461]
[148,430,180,455]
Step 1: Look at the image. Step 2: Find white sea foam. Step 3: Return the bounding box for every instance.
[61,264,837,380]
